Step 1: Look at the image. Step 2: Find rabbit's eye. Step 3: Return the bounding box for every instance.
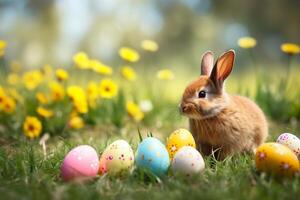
[198,90,206,98]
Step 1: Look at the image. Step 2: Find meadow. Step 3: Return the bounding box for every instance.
[0,39,300,200]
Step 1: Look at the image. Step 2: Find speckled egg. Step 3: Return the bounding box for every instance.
[255,142,300,177]
[135,137,170,177]
[171,146,205,177]
[61,145,99,182]
[276,133,300,156]
[166,128,196,160]
[99,140,134,176]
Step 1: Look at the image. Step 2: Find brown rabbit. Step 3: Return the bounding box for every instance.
[180,50,268,160]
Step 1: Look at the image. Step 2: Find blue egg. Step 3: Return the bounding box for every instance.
[135,137,170,177]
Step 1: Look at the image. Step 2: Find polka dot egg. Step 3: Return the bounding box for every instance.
[276,133,300,156]
[60,145,99,182]
[99,140,134,176]
[255,142,300,178]
[135,137,170,177]
[171,146,205,177]
[166,128,196,160]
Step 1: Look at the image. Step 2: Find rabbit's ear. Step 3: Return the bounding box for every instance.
[210,50,235,92]
[201,51,214,76]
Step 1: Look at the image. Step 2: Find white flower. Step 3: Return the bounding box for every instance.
[139,100,153,112]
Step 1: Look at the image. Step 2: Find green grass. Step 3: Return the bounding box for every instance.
[1,130,300,200]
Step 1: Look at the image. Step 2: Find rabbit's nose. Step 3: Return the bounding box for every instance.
[180,103,193,113]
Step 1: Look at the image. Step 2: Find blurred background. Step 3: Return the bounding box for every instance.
[0,0,299,71]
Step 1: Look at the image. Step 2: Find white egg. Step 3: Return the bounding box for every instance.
[276,133,300,156]
[171,146,205,176]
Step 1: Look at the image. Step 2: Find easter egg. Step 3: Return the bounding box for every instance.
[99,140,134,176]
[135,137,170,177]
[166,128,196,160]
[255,142,300,177]
[171,146,205,176]
[61,145,99,181]
[276,133,300,156]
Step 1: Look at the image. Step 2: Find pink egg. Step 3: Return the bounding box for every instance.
[61,145,99,181]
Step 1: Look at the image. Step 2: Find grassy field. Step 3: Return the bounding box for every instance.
[1,128,300,200]
[1,47,300,200]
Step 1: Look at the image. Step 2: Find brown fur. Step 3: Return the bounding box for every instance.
[180,50,268,160]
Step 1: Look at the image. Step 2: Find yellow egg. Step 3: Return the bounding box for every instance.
[99,140,134,176]
[255,142,300,177]
[166,128,196,160]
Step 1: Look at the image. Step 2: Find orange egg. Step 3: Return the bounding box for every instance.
[255,142,300,177]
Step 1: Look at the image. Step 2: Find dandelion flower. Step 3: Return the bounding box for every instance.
[73,52,90,69]
[121,66,137,81]
[0,40,7,50]
[23,116,42,139]
[99,79,118,99]
[119,47,140,62]
[238,37,257,49]
[42,64,53,76]
[37,107,54,118]
[157,69,174,80]
[7,73,20,85]
[90,59,113,75]
[7,88,23,102]
[281,43,300,55]
[126,101,144,122]
[22,70,43,90]
[0,87,6,108]
[86,82,99,108]
[69,116,84,129]
[36,92,48,104]
[0,40,7,58]
[49,81,65,101]
[67,86,88,114]
[2,97,16,113]
[55,69,69,82]
[141,40,159,52]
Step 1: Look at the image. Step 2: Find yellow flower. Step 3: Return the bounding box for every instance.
[86,82,99,108]
[69,116,84,129]
[141,40,159,52]
[55,68,69,82]
[119,47,140,62]
[22,70,43,90]
[126,101,144,122]
[2,97,16,113]
[99,79,118,99]
[10,61,22,72]
[157,69,174,80]
[73,52,90,69]
[0,87,6,108]
[121,66,137,81]
[7,88,23,102]
[0,40,6,57]
[7,73,20,85]
[90,59,113,75]
[49,81,65,101]
[281,43,300,55]
[36,92,48,104]
[37,107,54,118]
[0,40,7,50]
[238,37,257,49]
[42,64,53,77]
[23,116,42,139]
[67,86,88,114]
